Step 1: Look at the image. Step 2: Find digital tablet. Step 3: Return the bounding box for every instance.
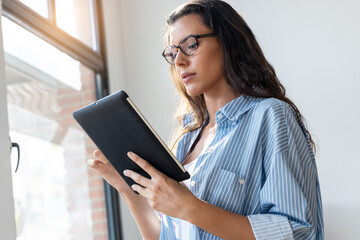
[73,90,190,191]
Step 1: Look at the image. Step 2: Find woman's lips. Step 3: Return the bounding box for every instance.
[181,72,196,84]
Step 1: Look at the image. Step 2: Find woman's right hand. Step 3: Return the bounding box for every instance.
[87,149,131,194]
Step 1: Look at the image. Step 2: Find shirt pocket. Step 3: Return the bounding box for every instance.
[206,169,246,211]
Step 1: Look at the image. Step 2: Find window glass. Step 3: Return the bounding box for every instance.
[2,17,82,90]
[18,0,48,18]
[3,16,108,240]
[55,0,97,50]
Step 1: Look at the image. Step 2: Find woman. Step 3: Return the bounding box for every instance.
[88,0,323,239]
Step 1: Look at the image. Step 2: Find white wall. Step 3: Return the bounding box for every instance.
[103,0,185,139]
[102,0,360,239]
[233,1,360,239]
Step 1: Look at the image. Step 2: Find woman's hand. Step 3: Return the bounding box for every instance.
[88,150,163,239]
[87,149,131,194]
[123,151,198,219]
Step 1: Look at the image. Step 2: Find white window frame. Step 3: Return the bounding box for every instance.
[0,1,16,239]
[0,1,123,239]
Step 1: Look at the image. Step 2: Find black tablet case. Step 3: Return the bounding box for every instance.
[73,90,190,190]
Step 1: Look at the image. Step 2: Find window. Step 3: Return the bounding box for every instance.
[1,0,122,239]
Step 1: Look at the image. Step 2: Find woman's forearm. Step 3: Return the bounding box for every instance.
[184,198,255,240]
[120,189,161,240]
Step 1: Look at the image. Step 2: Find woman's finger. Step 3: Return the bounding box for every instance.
[131,184,150,197]
[88,156,131,194]
[123,169,152,188]
[127,152,163,179]
[87,158,103,168]
[93,149,109,163]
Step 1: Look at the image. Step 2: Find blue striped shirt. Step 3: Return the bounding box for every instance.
[159,95,323,240]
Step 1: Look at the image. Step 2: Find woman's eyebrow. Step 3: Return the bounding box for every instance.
[169,34,191,45]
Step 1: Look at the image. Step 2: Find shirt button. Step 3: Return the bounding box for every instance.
[190,181,196,187]
[238,178,246,185]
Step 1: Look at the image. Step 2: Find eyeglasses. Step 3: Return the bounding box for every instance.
[162,33,216,65]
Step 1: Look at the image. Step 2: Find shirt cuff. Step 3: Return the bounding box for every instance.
[248,214,294,240]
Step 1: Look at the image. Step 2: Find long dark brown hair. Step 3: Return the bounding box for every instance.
[166,0,315,152]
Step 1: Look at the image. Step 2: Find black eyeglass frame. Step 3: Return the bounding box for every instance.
[162,33,216,64]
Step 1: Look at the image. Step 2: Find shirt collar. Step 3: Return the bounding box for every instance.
[182,112,195,128]
[215,95,260,123]
[182,95,261,127]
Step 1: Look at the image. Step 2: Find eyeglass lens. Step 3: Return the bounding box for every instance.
[163,36,198,64]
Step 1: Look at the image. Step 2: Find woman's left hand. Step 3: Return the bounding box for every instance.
[123,151,198,220]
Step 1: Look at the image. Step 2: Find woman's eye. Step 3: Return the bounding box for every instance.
[188,43,197,50]
[166,52,175,57]
[170,52,177,60]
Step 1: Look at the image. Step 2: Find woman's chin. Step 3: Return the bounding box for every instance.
[185,87,202,97]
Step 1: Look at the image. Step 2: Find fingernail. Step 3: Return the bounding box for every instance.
[123,170,128,176]
[87,159,95,165]
[127,152,134,158]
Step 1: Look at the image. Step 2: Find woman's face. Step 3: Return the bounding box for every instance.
[169,14,226,97]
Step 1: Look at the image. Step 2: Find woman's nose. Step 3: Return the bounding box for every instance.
[174,50,189,67]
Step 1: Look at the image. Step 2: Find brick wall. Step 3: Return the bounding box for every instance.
[58,64,109,240]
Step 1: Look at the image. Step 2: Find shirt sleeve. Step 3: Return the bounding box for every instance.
[247,100,323,240]
[159,214,177,240]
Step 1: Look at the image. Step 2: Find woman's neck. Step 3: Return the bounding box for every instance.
[204,88,241,127]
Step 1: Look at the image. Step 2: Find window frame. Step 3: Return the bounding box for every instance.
[1,0,122,239]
